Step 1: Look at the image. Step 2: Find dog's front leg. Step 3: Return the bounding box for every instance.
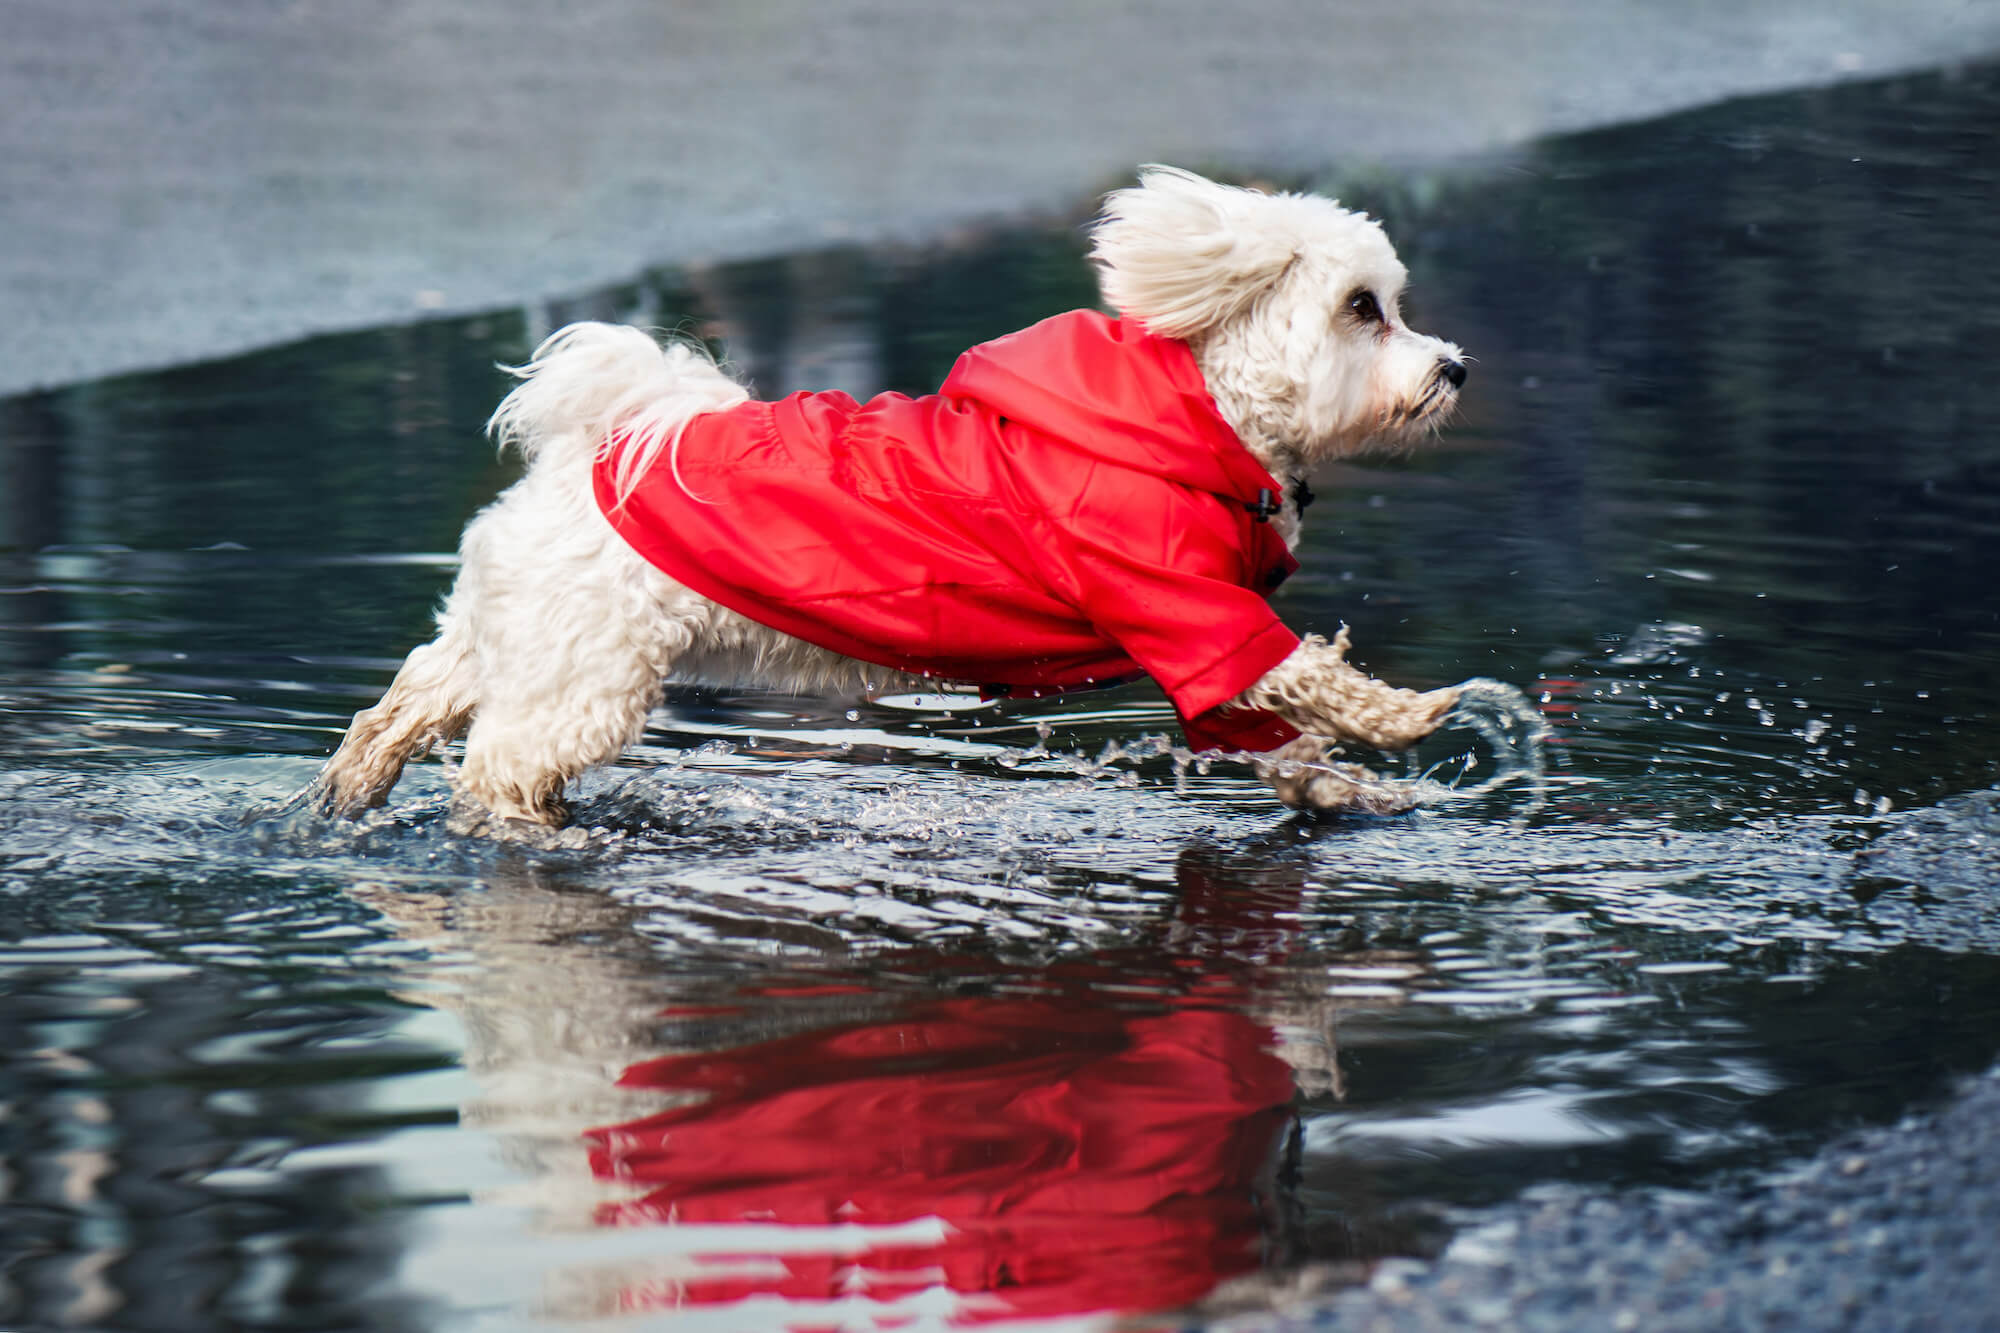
[1232,627,1458,752]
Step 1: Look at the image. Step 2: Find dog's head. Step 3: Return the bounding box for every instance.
[1091,166,1465,461]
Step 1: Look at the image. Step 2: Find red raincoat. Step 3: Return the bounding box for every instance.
[593,310,1302,752]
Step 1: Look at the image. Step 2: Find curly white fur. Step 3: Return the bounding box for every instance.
[311,166,1468,825]
[1232,628,1460,753]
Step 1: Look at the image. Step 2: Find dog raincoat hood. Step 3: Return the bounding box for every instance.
[594,310,1303,752]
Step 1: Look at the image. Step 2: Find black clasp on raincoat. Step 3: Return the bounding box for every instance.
[1246,480,1313,523]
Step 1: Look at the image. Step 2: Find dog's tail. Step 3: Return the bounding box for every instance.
[485,322,748,501]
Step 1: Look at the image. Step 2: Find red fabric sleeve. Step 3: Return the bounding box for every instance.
[1055,517,1302,754]
[1179,689,1302,755]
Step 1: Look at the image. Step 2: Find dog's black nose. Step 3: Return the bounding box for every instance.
[1440,359,1468,389]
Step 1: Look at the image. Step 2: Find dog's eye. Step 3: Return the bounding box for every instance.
[1347,290,1384,324]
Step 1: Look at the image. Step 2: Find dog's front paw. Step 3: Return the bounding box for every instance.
[1411,682,1463,742]
[1256,736,1423,816]
[1343,682,1462,753]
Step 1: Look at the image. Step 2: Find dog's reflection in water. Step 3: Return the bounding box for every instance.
[357,842,1431,1324]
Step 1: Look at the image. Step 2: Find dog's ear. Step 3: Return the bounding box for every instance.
[1090,166,1298,340]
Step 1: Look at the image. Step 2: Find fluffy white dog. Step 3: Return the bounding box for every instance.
[311,167,1468,827]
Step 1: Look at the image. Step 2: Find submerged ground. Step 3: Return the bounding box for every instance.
[5,59,2000,1333]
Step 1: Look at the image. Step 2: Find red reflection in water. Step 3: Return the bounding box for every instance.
[585,991,1293,1324]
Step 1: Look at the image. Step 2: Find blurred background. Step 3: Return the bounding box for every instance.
[6,0,1999,395]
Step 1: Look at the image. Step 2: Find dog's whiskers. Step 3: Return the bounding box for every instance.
[1377,376,1457,438]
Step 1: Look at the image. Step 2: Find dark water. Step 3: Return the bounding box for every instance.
[5,64,2000,1331]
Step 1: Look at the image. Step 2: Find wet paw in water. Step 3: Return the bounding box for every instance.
[1267,677,1551,817]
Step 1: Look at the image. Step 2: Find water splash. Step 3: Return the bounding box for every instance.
[1429,676,1554,799]
[978,680,1551,816]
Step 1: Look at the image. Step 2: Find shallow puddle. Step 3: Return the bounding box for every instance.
[4,63,2000,1331]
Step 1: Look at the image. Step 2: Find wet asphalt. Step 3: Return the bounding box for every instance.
[1244,1061,2000,1332]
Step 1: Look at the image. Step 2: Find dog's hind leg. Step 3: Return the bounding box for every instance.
[453,681,655,827]
[315,622,479,817]
[452,623,670,827]
[446,527,702,826]
[318,321,744,829]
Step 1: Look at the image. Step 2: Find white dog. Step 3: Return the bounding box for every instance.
[310,167,1468,827]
